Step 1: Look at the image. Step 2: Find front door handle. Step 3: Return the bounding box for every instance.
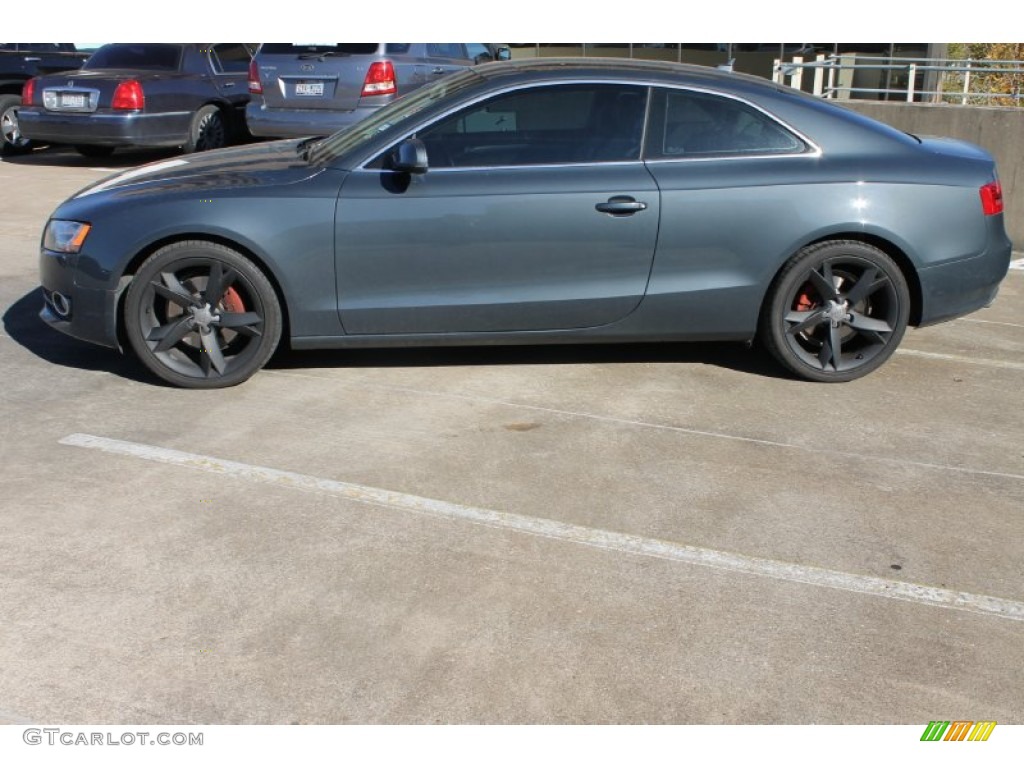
[595,196,648,216]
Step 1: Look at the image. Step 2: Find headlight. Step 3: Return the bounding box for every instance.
[43,219,92,253]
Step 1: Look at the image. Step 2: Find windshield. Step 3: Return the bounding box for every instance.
[86,43,183,71]
[307,69,486,167]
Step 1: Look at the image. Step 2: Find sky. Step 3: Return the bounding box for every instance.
[10,0,1018,46]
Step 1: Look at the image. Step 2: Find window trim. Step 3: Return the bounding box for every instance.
[358,79,653,171]
[354,78,821,172]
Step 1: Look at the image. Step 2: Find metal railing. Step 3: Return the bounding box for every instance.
[773,55,1024,106]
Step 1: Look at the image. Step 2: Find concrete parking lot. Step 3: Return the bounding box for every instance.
[1,146,1022,725]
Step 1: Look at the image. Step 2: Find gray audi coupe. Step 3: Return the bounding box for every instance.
[38,58,1012,388]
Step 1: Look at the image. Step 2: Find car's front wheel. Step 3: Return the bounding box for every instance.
[124,241,282,388]
[759,240,910,382]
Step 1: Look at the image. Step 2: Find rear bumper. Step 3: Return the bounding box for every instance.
[917,219,1013,326]
[19,109,191,148]
[245,102,381,139]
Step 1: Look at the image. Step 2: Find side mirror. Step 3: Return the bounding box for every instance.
[389,138,428,174]
[496,46,511,61]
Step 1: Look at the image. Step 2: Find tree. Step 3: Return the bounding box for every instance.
[944,43,1024,106]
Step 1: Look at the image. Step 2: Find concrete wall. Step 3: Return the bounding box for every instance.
[843,102,1022,246]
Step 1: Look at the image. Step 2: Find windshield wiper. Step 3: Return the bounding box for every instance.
[298,51,347,61]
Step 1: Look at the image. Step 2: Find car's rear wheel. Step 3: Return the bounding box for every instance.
[124,241,282,388]
[759,240,910,382]
[0,94,32,156]
[183,105,227,153]
[75,145,116,158]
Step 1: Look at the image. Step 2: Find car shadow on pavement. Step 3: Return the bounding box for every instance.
[5,288,790,385]
[268,339,792,380]
[3,289,156,384]
[2,144,180,169]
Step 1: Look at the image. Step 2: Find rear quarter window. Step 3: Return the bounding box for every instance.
[652,88,806,158]
[210,43,252,73]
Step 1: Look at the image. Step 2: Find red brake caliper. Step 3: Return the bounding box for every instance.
[795,284,816,312]
[221,286,244,314]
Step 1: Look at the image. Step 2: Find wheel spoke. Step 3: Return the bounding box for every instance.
[817,323,842,370]
[844,268,888,305]
[214,311,263,336]
[784,309,827,335]
[152,272,196,308]
[808,262,840,301]
[199,328,228,375]
[847,314,893,334]
[147,316,193,352]
[204,263,237,306]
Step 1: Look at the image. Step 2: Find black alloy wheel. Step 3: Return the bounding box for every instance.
[184,105,227,153]
[124,241,282,388]
[760,240,910,382]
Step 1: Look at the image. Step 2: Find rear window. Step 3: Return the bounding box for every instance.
[86,44,182,71]
[259,44,379,56]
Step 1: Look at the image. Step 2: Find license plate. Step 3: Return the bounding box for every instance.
[294,82,324,97]
[61,93,87,108]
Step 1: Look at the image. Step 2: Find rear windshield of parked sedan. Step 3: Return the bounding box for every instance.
[86,44,183,71]
[259,44,379,55]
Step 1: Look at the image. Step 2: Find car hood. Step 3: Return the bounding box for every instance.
[72,140,324,200]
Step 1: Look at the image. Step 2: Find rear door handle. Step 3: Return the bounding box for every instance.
[595,196,648,216]
[431,67,446,74]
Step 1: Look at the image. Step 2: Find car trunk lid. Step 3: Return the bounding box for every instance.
[253,43,383,112]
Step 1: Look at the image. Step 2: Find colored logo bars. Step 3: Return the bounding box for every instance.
[921,721,997,741]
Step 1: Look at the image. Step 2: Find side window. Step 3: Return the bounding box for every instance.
[427,43,466,60]
[415,84,647,167]
[651,88,805,158]
[385,44,411,55]
[210,43,252,74]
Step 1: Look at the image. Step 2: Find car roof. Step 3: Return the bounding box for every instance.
[473,57,790,94]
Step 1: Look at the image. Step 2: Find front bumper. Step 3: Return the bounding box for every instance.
[19,109,192,148]
[39,248,120,349]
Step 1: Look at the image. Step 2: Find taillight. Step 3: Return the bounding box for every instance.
[361,61,396,97]
[980,181,1003,216]
[111,80,144,111]
[248,59,262,94]
[21,77,36,106]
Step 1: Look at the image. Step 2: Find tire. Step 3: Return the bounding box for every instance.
[182,105,227,153]
[75,144,116,158]
[0,93,32,156]
[124,241,282,388]
[758,240,910,383]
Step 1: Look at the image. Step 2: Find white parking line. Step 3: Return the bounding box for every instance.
[267,371,1024,483]
[957,317,1024,329]
[59,433,1024,624]
[1009,258,1024,270]
[0,707,35,725]
[895,348,1024,371]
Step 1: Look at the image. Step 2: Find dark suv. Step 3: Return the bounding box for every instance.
[245,43,509,139]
